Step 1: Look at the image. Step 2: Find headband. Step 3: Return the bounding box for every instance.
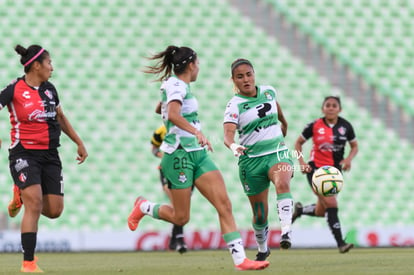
[231,59,253,74]
[175,52,196,67]
[23,48,45,67]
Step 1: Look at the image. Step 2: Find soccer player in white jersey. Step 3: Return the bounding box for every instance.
[127,46,269,271]
[223,59,294,261]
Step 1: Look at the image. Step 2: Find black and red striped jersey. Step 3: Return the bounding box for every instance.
[301,117,356,169]
[0,77,61,150]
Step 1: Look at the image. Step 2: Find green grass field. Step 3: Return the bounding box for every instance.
[1,248,413,274]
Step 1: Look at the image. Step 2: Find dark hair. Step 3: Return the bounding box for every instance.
[15,44,49,73]
[231,58,254,76]
[143,45,197,81]
[322,96,341,108]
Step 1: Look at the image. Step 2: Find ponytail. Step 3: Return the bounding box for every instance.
[144,45,197,81]
[15,44,48,73]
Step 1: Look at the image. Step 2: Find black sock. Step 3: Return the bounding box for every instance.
[21,232,37,261]
[302,204,316,216]
[326,208,345,247]
[173,225,184,240]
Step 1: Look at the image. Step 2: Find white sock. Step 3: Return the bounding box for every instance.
[223,232,246,265]
[227,238,246,265]
[139,200,157,217]
[254,225,269,253]
[277,198,293,234]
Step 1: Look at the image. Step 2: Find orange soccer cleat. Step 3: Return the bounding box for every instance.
[8,184,23,218]
[127,196,147,231]
[235,258,270,271]
[21,256,43,273]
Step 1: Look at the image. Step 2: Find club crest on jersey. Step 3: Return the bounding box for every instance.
[178,172,187,183]
[44,89,53,99]
[338,126,346,135]
[19,172,27,183]
[264,92,273,100]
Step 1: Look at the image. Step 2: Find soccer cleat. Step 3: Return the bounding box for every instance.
[235,258,270,271]
[21,256,43,273]
[127,196,147,231]
[255,248,271,261]
[175,238,187,254]
[280,232,292,249]
[8,184,23,218]
[339,243,354,253]
[291,202,303,224]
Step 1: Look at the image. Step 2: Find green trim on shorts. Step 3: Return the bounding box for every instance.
[161,148,218,189]
[277,192,293,200]
[223,231,242,243]
[238,150,293,196]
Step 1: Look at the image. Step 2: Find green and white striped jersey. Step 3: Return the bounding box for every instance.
[223,85,287,157]
[160,76,203,154]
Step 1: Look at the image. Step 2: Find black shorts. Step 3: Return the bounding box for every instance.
[9,143,63,196]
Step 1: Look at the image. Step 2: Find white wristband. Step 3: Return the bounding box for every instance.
[230,143,244,157]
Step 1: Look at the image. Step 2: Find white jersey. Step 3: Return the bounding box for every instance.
[160,76,203,154]
[223,85,287,157]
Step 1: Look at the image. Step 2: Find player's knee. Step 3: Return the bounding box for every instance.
[174,216,189,226]
[173,212,190,226]
[24,197,43,215]
[44,210,62,219]
[274,181,290,193]
[43,206,64,219]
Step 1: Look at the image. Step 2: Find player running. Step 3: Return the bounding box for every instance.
[151,123,188,253]
[1,44,88,272]
[293,96,358,253]
[223,58,294,261]
[128,46,269,270]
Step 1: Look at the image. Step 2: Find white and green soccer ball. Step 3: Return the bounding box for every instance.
[311,166,344,196]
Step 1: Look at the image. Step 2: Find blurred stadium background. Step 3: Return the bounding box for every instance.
[0,0,413,250]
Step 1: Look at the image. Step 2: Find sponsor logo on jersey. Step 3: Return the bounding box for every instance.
[22,91,31,99]
[28,109,56,122]
[228,113,238,119]
[23,102,34,108]
[319,142,334,151]
[14,158,29,172]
